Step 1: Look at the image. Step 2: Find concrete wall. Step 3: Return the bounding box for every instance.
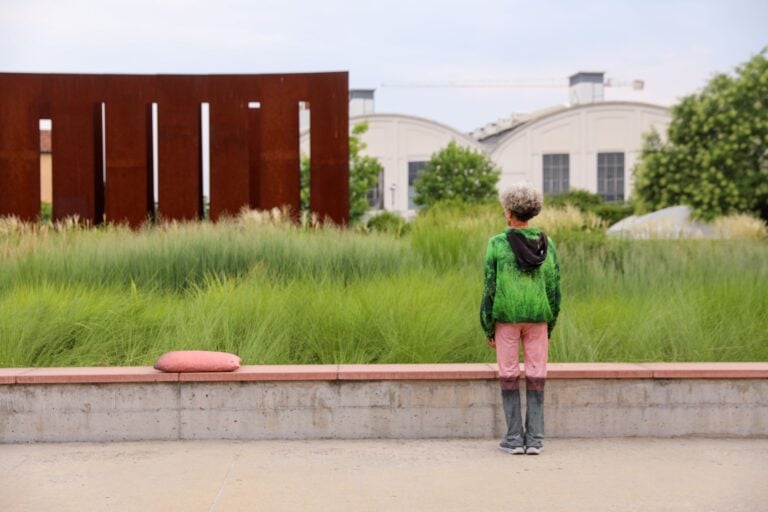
[1,364,767,443]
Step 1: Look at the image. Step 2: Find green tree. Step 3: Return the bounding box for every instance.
[414,141,500,208]
[301,121,383,223]
[633,49,768,220]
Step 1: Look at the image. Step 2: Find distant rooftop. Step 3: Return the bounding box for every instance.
[569,71,605,85]
[469,104,567,145]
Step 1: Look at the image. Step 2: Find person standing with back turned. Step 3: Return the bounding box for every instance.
[480,184,561,455]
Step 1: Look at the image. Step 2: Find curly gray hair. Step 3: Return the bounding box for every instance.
[499,184,543,221]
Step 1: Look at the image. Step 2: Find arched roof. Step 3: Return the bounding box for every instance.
[485,101,669,152]
[299,112,484,150]
[349,113,484,150]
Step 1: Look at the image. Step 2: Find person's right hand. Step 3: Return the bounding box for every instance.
[486,339,496,350]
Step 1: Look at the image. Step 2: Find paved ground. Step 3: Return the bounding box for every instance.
[1,438,767,512]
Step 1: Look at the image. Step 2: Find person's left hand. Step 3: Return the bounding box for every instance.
[486,339,496,350]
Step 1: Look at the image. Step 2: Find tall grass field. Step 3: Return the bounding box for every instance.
[0,204,766,367]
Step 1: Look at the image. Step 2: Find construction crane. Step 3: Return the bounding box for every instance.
[381,78,644,90]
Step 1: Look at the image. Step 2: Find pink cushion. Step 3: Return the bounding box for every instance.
[154,351,242,373]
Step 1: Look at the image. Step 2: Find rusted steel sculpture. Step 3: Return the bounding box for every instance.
[0,72,349,226]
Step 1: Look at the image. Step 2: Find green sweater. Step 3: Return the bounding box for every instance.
[480,227,561,340]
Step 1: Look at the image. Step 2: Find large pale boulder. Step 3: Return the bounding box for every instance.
[607,206,715,239]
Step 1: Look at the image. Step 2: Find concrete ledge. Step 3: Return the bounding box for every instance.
[337,363,498,380]
[3,363,767,384]
[179,365,338,382]
[0,368,30,385]
[545,363,652,379]
[14,367,178,384]
[640,363,768,379]
[1,363,767,442]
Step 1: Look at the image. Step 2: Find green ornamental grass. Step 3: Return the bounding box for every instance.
[0,205,766,367]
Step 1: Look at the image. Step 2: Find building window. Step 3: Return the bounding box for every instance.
[597,152,625,202]
[543,154,569,195]
[408,161,427,209]
[367,171,384,209]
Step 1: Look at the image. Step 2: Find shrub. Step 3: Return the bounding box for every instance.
[593,203,636,226]
[545,189,634,225]
[41,203,52,223]
[414,141,500,208]
[545,189,604,211]
[713,214,768,240]
[366,212,410,237]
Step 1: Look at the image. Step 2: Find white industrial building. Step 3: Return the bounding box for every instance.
[349,113,485,212]
[302,72,671,216]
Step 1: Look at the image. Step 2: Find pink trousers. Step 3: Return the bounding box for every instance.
[495,322,549,391]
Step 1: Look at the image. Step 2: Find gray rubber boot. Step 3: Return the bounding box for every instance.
[501,389,524,447]
[524,389,545,448]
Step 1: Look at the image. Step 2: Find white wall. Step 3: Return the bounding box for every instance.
[490,102,670,200]
[302,113,484,214]
[300,102,670,215]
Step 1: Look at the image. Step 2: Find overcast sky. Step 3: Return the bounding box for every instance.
[1,0,766,132]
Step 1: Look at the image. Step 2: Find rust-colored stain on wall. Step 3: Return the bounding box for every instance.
[0,72,349,226]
